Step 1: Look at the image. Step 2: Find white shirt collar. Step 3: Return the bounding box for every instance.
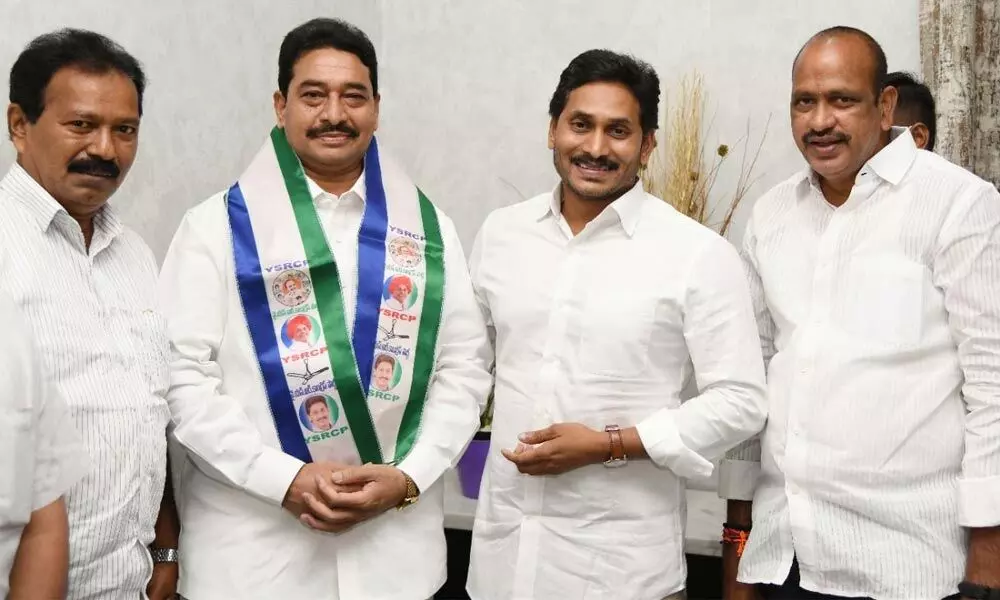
[797,126,918,193]
[541,178,646,237]
[305,168,367,205]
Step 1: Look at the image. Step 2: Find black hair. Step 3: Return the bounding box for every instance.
[278,18,378,97]
[795,26,888,97]
[548,49,660,134]
[886,71,937,151]
[9,28,145,122]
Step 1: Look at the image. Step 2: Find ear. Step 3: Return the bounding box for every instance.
[909,122,930,150]
[373,93,381,133]
[7,103,29,154]
[878,85,898,133]
[273,90,287,128]
[547,118,557,150]
[639,131,657,168]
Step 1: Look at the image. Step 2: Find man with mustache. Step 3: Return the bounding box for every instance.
[159,17,491,599]
[466,49,767,600]
[720,26,1000,600]
[0,29,178,600]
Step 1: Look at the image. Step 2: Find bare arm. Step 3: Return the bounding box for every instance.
[9,497,70,600]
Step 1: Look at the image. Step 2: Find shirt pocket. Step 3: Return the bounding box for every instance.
[0,408,34,524]
[577,288,657,378]
[839,255,926,346]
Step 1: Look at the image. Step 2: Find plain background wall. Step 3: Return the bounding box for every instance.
[0,0,920,261]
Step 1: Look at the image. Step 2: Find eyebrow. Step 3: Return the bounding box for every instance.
[297,79,371,94]
[68,111,140,126]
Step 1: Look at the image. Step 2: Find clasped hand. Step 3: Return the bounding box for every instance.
[283,461,408,533]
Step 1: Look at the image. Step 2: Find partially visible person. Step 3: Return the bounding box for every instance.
[1,29,179,599]
[720,26,1000,600]
[0,294,89,600]
[886,70,936,151]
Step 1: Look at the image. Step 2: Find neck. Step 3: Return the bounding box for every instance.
[302,159,363,197]
[560,181,632,235]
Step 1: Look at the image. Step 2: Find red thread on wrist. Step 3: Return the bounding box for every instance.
[722,527,750,557]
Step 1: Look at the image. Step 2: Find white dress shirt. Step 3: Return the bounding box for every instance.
[159,173,492,600]
[719,129,1000,599]
[466,182,767,600]
[0,164,171,600]
[0,294,88,598]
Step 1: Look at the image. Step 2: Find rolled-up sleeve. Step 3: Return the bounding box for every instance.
[636,234,767,480]
[933,183,1000,527]
[159,200,304,506]
[396,214,493,493]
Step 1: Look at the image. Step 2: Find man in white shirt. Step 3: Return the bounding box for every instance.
[0,294,89,600]
[465,49,768,600]
[720,26,1000,600]
[159,18,491,599]
[1,29,179,600]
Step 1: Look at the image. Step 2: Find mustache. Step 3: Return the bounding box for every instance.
[803,130,850,145]
[67,157,120,179]
[570,154,620,171]
[306,121,360,139]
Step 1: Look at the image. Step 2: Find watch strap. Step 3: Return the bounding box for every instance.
[958,581,1000,600]
[149,547,179,563]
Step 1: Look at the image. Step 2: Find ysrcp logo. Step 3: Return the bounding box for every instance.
[272,269,312,307]
[388,237,422,268]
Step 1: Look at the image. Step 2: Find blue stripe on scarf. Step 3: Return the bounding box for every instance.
[352,139,390,393]
[227,182,312,463]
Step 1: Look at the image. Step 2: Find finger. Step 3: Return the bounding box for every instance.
[518,425,558,445]
[321,485,378,511]
[300,511,352,533]
[302,491,342,523]
[331,465,375,487]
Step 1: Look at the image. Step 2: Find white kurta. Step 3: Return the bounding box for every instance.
[467,182,767,599]
[160,174,493,600]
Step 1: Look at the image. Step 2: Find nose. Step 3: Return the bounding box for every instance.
[321,95,347,125]
[87,127,116,161]
[580,128,610,158]
[808,101,837,134]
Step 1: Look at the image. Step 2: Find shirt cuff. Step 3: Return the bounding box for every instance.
[244,448,306,506]
[717,458,760,501]
[396,442,448,494]
[958,474,1000,527]
[636,409,715,479]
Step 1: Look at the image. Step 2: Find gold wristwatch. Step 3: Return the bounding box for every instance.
[396,471,420,510]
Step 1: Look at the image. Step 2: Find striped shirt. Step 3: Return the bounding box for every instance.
[718,128,1000,599]
[0,163,171,600]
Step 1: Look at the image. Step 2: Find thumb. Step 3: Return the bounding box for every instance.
[518,425,557,445]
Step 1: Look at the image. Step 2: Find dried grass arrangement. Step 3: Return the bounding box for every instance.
[642,72,770,237]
